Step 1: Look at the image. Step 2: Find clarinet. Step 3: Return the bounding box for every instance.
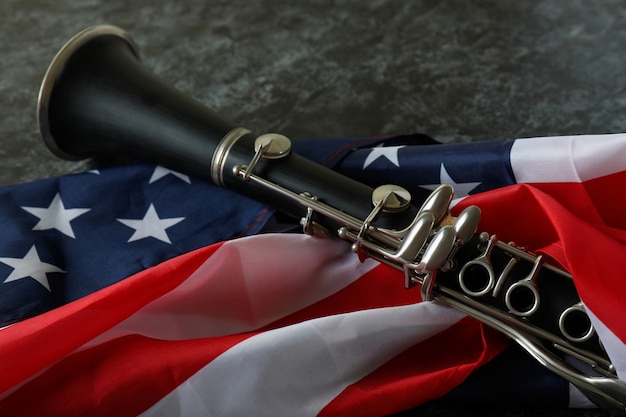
[38,25,626,414]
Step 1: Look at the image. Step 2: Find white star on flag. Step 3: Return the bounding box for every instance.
[422,163,481,198]
[149,166,191,184]
[362,145,405,169]
[22,193,91,239]
[117,204,185,244]
[0,245,64,291]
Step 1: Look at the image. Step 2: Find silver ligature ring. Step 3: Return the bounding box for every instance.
[211,127,252,186]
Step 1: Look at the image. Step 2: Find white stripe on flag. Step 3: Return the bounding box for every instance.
[140,301,465,417]
[586,306,626,380]
[510,133,626,183]
[87,234,379,345]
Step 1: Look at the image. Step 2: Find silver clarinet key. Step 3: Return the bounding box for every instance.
[417,225,457,301]
[417,184,453,223]
[453,205,481,245]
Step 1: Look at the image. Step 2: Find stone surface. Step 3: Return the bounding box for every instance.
[0,1,621,415]
[1,0,626,187]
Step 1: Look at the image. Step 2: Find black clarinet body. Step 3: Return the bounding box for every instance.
[39,25,420,235]
[37,25,626,413]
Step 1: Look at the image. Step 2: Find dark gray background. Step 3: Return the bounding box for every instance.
[0,1,622,416]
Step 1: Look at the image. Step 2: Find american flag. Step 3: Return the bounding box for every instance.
[1,132,625,415]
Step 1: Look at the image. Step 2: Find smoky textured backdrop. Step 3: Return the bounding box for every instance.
[1,1,624,416]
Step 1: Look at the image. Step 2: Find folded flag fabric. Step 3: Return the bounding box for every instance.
[1,132,625,415]
[0,233,506,416]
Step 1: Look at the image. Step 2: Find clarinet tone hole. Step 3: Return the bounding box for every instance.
[559,305,595,342]
[459,263,493,297]
[506,282,540,317]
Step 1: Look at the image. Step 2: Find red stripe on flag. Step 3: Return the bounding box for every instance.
[0,333,252,417]
[263,262,419,331]
[527,171,626,232]
[319,318,507,417]
[0,242,218,396]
